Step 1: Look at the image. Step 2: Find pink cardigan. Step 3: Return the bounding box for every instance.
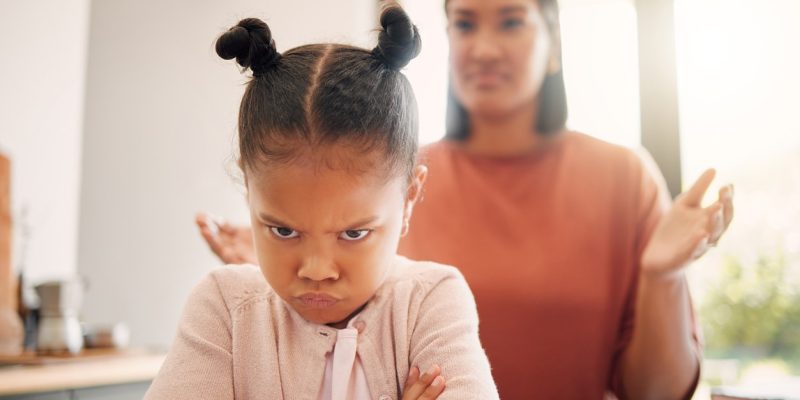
[145,256,499,399]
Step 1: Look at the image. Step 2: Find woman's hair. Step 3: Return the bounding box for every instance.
[444,0,568,140]
[216,4,421,180]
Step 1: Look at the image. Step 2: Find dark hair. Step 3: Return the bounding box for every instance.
[216,5,421,180]
[444,0,568,140]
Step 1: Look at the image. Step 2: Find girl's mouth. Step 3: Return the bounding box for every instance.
[297,293,339,309]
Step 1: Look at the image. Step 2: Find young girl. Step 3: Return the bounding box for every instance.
[144,5,498,400]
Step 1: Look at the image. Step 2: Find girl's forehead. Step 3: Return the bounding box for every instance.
[246,153,404,203]
[246,160,405,231]
[247,143,399,186]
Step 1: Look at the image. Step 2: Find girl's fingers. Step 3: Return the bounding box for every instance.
[404,366,420,392]
[402,365,441,400]
[418,376,445,400]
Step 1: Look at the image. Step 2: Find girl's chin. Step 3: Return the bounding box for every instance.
[297,308,350,327]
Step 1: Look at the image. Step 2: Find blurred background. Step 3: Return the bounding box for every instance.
[1,0,798,398]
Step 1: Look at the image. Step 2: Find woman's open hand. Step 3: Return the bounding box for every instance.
[641,168,734,277]
[195,212,258,265]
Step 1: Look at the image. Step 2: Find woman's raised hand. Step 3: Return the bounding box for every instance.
[195,212,258,265]
[641,168,734,277]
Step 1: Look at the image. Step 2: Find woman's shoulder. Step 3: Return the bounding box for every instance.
[418,140,455,168]
[561,131,658,178]
[562,131,640,162]
[421,132,641,165]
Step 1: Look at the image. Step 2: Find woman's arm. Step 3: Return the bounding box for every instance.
[621,169,734,400]
[408,268,500,400]
[144,274,234,399]
[621,270,700,400]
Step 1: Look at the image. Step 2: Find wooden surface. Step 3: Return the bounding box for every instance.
[0,153,11,310]
[0,351,164,396]
[0,348,149,366]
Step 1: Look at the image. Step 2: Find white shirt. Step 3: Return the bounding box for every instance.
[317,317,372,400]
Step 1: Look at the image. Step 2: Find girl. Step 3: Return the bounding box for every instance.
[145,5,498,400]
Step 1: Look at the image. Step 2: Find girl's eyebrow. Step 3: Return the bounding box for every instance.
[258,213,294,228]
[343,216,379,231]
[258,213,378,231]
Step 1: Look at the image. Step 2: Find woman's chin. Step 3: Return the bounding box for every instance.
[469,102,519,119]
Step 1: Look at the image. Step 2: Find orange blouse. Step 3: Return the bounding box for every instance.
[399,132,699,399]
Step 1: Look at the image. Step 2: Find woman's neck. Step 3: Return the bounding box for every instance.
[463,103,541,157]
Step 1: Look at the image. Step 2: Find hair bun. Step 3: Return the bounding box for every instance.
[216,18,281,76]
[373,6,421,70]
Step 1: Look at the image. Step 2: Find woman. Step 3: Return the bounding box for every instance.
[197,0,734,398]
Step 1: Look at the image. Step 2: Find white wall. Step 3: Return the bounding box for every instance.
[77,0,377,350]
[0,0,90,283]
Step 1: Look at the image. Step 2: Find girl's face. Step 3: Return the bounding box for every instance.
[246,149,425,328]
[447,0,557,118]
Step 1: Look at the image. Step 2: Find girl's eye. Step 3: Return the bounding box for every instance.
[270,226,299,239]
[501,18,524,30]
[453,19,475,32]
[339,229,371,241]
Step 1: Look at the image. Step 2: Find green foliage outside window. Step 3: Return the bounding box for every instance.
[700,251,800,372]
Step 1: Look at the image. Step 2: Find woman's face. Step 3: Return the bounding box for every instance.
[245,148,424,327]
[447,0,556,118]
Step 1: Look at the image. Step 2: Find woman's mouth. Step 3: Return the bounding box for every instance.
[469,71,506,88]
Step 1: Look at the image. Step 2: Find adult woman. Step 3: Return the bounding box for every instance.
[197,0,734,398]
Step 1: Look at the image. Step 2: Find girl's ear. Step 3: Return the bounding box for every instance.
[402,165,428,236]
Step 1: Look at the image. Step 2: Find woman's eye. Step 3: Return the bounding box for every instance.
[453,19,475,32]
[270,226,299,239]
[501,18,524,30]
[339,230,371,241]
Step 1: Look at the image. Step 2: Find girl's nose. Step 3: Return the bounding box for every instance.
[297,254,339,282]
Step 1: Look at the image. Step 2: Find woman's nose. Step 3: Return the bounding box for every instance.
[470,29,502,62]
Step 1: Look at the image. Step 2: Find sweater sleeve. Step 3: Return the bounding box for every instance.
[408,268,500,400]
[144,272,234,400]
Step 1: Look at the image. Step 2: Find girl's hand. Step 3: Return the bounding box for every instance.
[402,365,446,400]
[641,168,734,277]
[195,212,258,265]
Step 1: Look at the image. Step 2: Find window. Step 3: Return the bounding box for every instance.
[676,0,800,394]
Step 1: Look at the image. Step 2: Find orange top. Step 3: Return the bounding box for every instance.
[399,132,698,398]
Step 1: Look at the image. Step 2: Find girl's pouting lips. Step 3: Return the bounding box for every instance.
[296,292,340,309]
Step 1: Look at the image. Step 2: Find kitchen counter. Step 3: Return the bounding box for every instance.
[0,351,164,399]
